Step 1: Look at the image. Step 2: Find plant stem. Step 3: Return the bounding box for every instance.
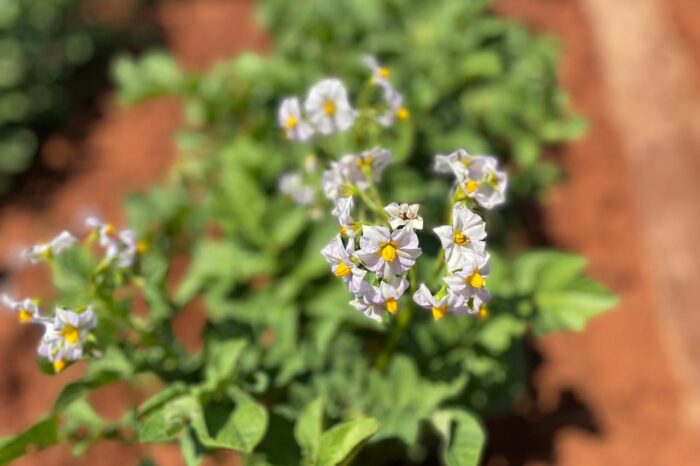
[374,302,413,372]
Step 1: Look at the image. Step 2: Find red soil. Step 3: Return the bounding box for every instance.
[1,0,699,465]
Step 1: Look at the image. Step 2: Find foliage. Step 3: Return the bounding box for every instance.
[0,0,156,196]
[0,0,616,465]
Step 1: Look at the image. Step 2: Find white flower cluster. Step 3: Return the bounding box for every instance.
[1,295,96,372]
[413,203,491,320]
[322,196,423,322]
[86,217,143,268]
[277,56,408,143]
[435,149,507,209]
[322,147,393,200]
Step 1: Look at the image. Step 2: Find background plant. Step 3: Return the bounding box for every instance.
[0,0,158,196]
[0,0,615,465]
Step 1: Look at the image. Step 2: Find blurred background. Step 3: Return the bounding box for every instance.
[0,0,699,465]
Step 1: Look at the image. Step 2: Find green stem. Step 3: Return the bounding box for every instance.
[374,302,414,372]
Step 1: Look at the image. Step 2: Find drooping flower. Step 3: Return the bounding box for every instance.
[433,205,487,272]
[355,225,421,278]
[412,284,468,320]
[23,231,77,262]
[350,277,409,321]
[377,84,409,127]
[305,79,356,135]
[38,307,96,372]
[278,97,314,141]
[278,172,316,206]
[443,254,491,311]
[1,295,42,324]
[384,202,423,230]
[331,197,356,237]
[321,235,367,293]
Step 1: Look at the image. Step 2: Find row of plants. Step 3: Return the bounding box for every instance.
[0,0,615,465]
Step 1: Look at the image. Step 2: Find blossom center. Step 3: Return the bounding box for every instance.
[396,107,410,121]
[466,271,485,289]
[61,324,80,345]
[53,359,67,373]
[465,181,478,193]
[285,115,298,129]
[378,67,390,79]
[432,305,447,320]
[18,309,33,323]
[478,305,489,320]
[324,100,336,116]
[355,155,374,169]
[453,231,470,245]
[334,262,352,277]
[380,242,398,262]
[340,225,348,236]
[385,298,398,314]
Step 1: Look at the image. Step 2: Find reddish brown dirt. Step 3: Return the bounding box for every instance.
[2,0,700,465]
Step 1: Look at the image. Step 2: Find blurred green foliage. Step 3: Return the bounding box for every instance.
[0,0,157,196]
[0,1,616,465]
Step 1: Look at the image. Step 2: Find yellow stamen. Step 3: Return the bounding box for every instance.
[460,158,471,168]
[432,305,447,320]
[39,248,53,260]
[380,242,398,263]
[61,324,80,345]
[341,185,355,197]
[466,271,485,289]
[478,305,489,320]
[324,100,336,116]
[355,155,374,169]
[385,298,399,315]
[340,226,348,236]
[18,309,32,323]
[105,224,116,237]
[378,67,390,79]
[285,115,298,129]
[334,262,352,277]
[53,359,67,373]
[396,107,410,121]
[453,231,469,245]
[465,181,478,194]
[136,240,149,254]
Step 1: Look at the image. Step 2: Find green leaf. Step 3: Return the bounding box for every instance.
[53,370,121,413]
[294,397,325,464]
[0,416,58,465]
[316,417,379,466]
[197,388,268,453]
[431,410,485,466]
[533,277,618,336]
[138,396,197,443]
[512,250,587,294]
[204,339,247,390]
[477,314,526,353]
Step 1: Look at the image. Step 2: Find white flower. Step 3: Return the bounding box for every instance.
[434,149,472,174]
[355,225,421,278]
[38,307,96,372]
[321,148,393,200]
[278,97,313,141]
[321,235,367,294]
[305,79,356,135]
[279,172,316,206]
[350,277,409,321]
[87,218,142,268]
[344,147,393,191]
[1,295,43,324]
[376,84,409,127]
[454,156,508,209]
[412,284,468,320]
[332,197,356,237]
[443,254,491,311]
[433,205,487,272]
[384,203,423,230]
[362,54,392,85]
[24,231,77,262]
